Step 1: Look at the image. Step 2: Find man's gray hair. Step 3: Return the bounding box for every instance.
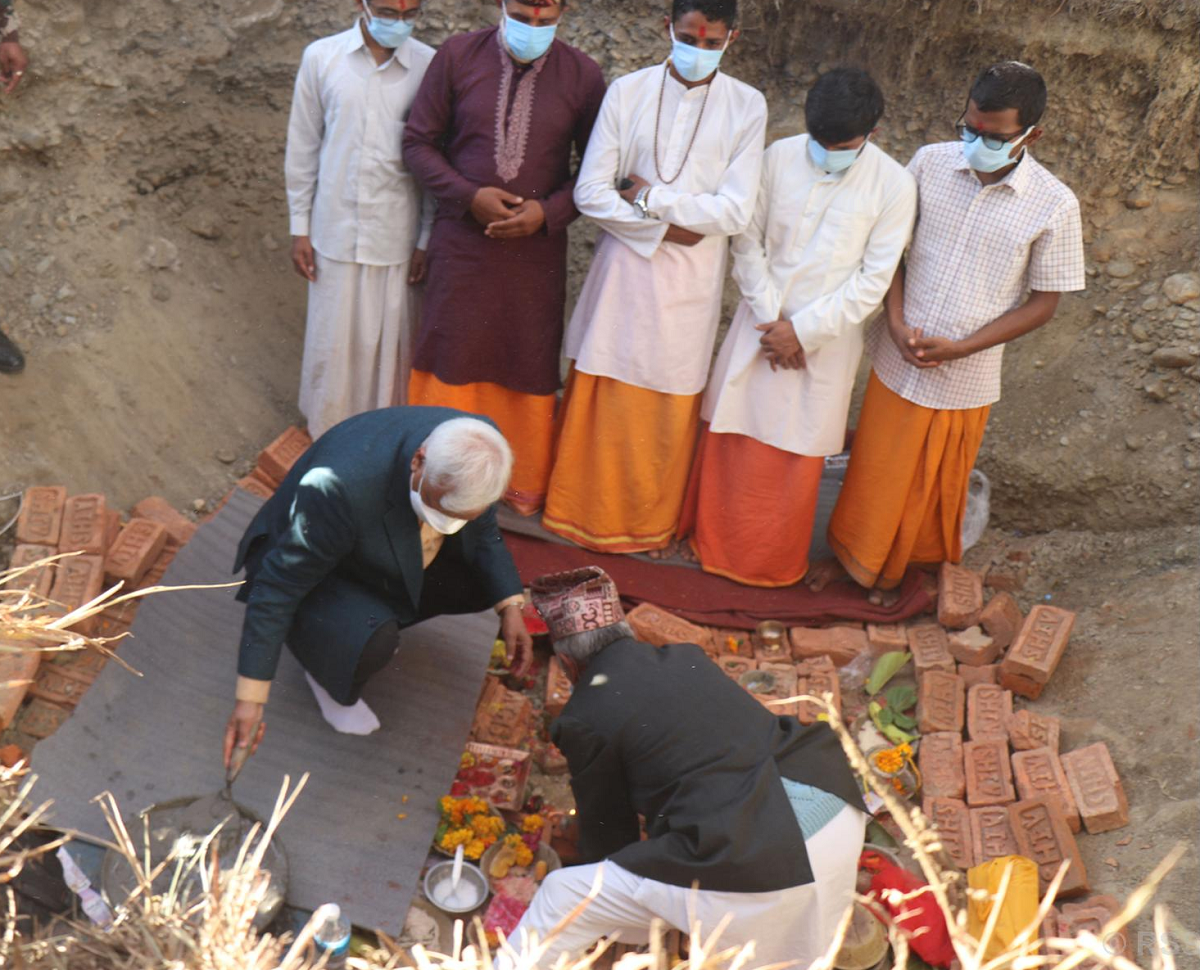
[423,417,513,513]
[553,621,634,669]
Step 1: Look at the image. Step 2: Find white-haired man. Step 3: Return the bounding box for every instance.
[514,567,867,966]
[223,407,532,764]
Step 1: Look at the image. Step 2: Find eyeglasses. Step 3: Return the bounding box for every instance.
[365,1,421,23]
[955,115,1028,151]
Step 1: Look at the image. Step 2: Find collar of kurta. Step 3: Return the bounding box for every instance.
[346,18,415,69]
[954,147,1034,195]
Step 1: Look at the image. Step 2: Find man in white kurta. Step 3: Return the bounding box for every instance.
[286,2,434,439]
[678,68,916,586]
[541,5,766,554]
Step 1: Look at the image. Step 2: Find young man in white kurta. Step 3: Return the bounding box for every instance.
[286,2,434,439]
[542,0,766,554]
[678,69,916,586]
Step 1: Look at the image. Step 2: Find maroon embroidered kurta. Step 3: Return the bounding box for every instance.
[402,28,605,395]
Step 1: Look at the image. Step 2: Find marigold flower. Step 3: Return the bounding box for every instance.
[521,814,545,832]
[464,839,486,860]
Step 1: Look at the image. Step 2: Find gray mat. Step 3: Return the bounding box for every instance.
[32,488,496,932]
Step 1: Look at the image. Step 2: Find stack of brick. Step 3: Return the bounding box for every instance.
[209,426,313,511]
[2,485,203,753]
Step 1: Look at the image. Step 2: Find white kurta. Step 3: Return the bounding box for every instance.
[285,24,435,437]
[703,135,917,456]
[565,64,767,396]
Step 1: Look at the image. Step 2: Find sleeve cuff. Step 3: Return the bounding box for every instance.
[494,593,525,614]
[236,676,271,704]
[289,214,311,237]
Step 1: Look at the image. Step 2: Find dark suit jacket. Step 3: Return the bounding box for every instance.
[234,406,523,690]
[552,637,867,894]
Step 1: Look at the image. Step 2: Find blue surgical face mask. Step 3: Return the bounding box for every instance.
[502,8,558,62]
[808,135,868,174]
[961,126,1032,173]
[669,24,729,83]
[363,7,415,49]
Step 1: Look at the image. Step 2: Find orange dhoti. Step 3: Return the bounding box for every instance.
[543,369,701,553]
[828,372,990,591]
[678,425,825,587]
[408,370,556,516]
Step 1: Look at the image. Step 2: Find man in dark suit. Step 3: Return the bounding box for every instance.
[223,406,531,765]
[514,567,867,965]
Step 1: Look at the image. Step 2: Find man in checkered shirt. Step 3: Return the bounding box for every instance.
[810,61,1085,601]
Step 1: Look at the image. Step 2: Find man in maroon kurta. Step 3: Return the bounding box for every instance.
[402,0,605,515]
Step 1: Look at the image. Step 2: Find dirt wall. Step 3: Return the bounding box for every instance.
[0,0,1195,530]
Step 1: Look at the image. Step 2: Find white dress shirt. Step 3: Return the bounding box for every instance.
[869,142,1085,410]
[703,135,916,456]
[565,64,767,396]
[285,24,435,266]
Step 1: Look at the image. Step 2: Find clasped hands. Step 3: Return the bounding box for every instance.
[472,186,546,239]
[756,319,805,371]
[885,315,966,367]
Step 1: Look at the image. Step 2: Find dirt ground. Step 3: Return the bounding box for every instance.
[0,0,1197,956]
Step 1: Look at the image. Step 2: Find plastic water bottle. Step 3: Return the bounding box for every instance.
[56,847,114,929]
[313,903,351,967]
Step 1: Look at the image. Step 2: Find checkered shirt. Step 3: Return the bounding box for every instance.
[869,141,1085,410]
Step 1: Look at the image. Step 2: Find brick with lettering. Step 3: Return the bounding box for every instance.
[105,518,168,587]
[104,509,122,552]
[256,425,313,487]
[137,546,177,590]
[236,471,277,501]
[1013,747,1081,833]
[15,486,67,546]
[918,671,965,734]
[789,626,869,667]
[958,663,999,689]
[57,648,109,684]
[1060,743,1129,834]
[949,626,1000,666]
[969,805,1019,863]
[999,605,1076,698]
[470,678,533,748]
[17,698,72,739]
[712,628,755,659]
[923,797,975,869]
[716,654,756,682]
[627,603,717,653]
[59,494,108,555]
[741,663,798,717]
[979,592,1024,651]
[1007,709,1061,752]
[132,496,198,549]
[938,562,983,629]
[544,656,573,718]
[919,732,965,799]
[966,684,1012,742]
[29,663,91,707]
[0,743,26,768]
[5,544,56,599]
[1008,797,1089,898]
[0,644,41,729]
[964,739,1016,806]
[796,661,841,724]
[907,623,956,678]
[48,554,105,635]
[866,623,908,657]
[1058,896,1124,967]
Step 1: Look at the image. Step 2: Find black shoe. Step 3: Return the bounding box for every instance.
[0,329,24,374]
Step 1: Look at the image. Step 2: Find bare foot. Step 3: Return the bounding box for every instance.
[677,539,699,564]
[804,558,846,592]
[867,586,901,608]
[647,540,679,561]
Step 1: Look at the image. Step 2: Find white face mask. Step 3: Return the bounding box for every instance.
[409,472,468,535]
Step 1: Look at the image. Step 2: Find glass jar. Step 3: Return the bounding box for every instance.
[865,744,921,801]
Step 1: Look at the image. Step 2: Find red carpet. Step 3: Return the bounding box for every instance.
[503,532,932,630]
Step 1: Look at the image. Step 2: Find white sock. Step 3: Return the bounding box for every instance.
[304,672,380,736]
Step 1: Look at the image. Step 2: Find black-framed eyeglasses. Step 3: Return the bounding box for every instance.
[955,113,1028,151]
[365,0,421,23]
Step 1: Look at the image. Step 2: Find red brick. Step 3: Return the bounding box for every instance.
[92,614,132,646]
[29,663,92,707]
[938,562,983,629]
[14,486,66,546]
[5,544,57,599]
[533,740,568,775]
[17,698,72,739]
[47,554,105,635]
[712,628,755,659]
[979,592,1024,652]
[0,644,42,729]
[742,662,798,717]
[1013,747,1081,833]
[999,605,1076,697]
[1058,896,1125,967]
[923,797,975,869]
[906,623,956,678]
[790,626,869,667]
[866,623,908,657]
[1008,797,1089,898]
[59,494,109,555]
[104,508,123,552]
[964,739,1016,806]
[137,546,177,590]
[716,654,756,682]
[1060,743,1129,834]
[997,668,1049,700]
[544,656,573,718]
[966,684,1012,742]
[983,563,1027,592]
[256,426,313,487]
[958,663,999,688]
[969,805,1019,863]
[948,626,1000,666]
[627,603,716,653]
[797,661,841,725]
[131,496,198,548]
[917,670,965,733]
[470,678,533,748]
[919,732,965,799]
[1007,709,1061,752]
[105,518,168,588]
[100,594,140,627]
[0,743,26,768]
[236,471,276,501]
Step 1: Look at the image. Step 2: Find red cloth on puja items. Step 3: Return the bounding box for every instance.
[863,852,955,967]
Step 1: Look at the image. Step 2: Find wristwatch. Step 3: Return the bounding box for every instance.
[632,185,651,219]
